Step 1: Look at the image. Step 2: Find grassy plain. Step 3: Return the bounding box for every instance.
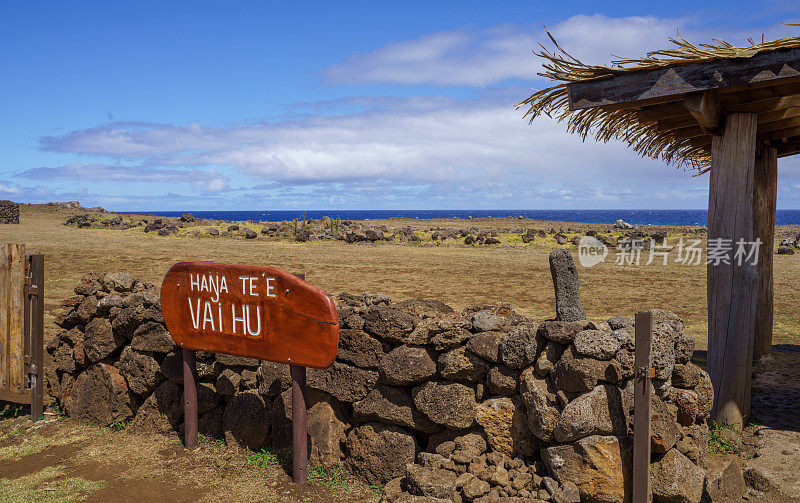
[2,205,799,348]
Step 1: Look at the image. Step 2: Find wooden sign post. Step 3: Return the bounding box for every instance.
[161,263,339,483]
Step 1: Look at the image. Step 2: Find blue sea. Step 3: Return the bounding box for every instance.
[122,209,800,227]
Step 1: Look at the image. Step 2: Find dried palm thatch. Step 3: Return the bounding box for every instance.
[515,28,800,172]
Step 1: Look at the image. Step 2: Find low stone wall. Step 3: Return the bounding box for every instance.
[0,200,19,224]
[46,272,713,503]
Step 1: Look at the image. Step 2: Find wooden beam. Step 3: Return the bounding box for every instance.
[759,126,800,143]
[757,116,800,135]
[637,102,694,123]
[684,91,723,133]
[569,47,800,110]
[663,110,800,142]
[726,94,800,113]
[707,112,759,429]
[658,104,800,132]
[777,140,800,157]
[718,79,800,103]
[753,144,777,362]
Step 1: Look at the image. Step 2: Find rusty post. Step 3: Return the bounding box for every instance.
[27,255,44,421]
[182,348,198,449]
[633,312,653,503]
[291,272,308,483]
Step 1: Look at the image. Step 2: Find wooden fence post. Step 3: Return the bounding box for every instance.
[291,272,308,484]
[183,348,198,449]
[633,312,653,503]
[25,254,44,421]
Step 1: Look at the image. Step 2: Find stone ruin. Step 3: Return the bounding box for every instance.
[45,262,715,503]
[0,200,19,224]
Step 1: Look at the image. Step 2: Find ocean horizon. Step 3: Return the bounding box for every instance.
[120,209,800,227]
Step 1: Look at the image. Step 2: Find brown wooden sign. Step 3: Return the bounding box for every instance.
[161,262,339,369]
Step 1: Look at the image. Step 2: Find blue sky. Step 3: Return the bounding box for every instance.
[2,1,800,211]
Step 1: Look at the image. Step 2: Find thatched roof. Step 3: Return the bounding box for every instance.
[515,27,800,171]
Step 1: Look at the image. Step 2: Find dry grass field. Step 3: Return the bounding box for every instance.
[3,205,800,349]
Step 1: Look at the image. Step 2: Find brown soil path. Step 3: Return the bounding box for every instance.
[0,416,379,503]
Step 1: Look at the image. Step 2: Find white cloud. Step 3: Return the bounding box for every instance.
[38,92,717,208]
[322,15,798,87]
[20,163,229,194]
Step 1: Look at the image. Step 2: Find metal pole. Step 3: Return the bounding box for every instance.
[182,348,198,449]
[291,272,307,483]
[633,312,653,503]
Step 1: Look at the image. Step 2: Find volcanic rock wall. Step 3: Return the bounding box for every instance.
[46,272,713,503]
[0,200,19,224]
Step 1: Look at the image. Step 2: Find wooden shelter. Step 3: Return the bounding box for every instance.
[518,31,800,428]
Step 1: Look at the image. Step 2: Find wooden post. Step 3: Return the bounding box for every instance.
[182,348,198,449]
[707,113,759,428]
[753,144,777,362]
[0,244,8,393]
[290,364,308,483]
[8,245,24,395]
[633,312,653,503]
[291,272,307,484]
[26,255,44,421]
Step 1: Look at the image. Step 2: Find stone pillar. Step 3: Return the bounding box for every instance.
[549,249,586,322]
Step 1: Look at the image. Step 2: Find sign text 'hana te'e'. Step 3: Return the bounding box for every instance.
[161,262,339,369]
